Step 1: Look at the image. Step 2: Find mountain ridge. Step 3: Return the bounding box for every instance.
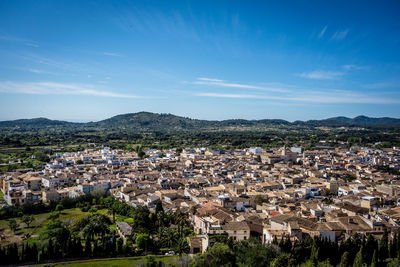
[1,112,400,130]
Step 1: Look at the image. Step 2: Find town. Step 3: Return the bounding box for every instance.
[1,145,400,257]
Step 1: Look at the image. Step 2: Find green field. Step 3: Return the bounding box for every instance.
[35,255,178,267]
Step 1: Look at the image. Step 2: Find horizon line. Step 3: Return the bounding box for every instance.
[0,111,399,124]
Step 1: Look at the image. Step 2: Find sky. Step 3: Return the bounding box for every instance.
[0,0,400,122]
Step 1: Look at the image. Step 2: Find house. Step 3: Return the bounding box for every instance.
[220,221,250,242]
[116,222,132,244]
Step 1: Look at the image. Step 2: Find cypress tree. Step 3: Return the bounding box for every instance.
[30,243,38,262]
[390,231,398,259]
[112,236,117,256]
[341,251,350,267]
[0,247,3,263]
[93,240,100,257]
[66,237,73,258]
[84,238,92,257]
[40,246,47,261]
[75,239,83,257]
[378,230,389,262]
[48,239,54,259]
[397,229,400,259]
[371,249,378,267]
[12,243,19,264]
[116,238,123,255]
[352,245,363,267]
[365,234,376,265]
[21,243,26,262]
[310,246,320,266]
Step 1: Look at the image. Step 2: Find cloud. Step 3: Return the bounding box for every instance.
[0,81,140,98]
[193,78,289,92]
[296,70,344,80]
[21,53,80,71]
[342,65,370,71]
[195,90,400,104]
[318,26,327,39]
[22,68,57,75]
[0,34,39,47]
[331,29,349,40]
[99,52,123,57]
[363,81,400,89]
[196,93,262,99]
[197,78,223,82]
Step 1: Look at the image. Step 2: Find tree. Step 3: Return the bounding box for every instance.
[175,238,190,255]
[270,254,294,267]
[55,204,64,213]
[235,238,277,267]
[84,238,92,257]
[389,231,398,259]
[254,195,264,206]
[136,233,151,253]
[378,230,389,262]
[108,202,119,223]
[370,249,378,267]
[365,234,377,265]
[190,205,198,216]
[387,258,400,267]
[22,215,34,228]
[8,219,18,233]
[81,213,111,241]
[190,243,235,267]
[34,150,49,162]
[340,252,350,267]
[353,246,363,267]
[155,200,164,214]
[134,206,152,234]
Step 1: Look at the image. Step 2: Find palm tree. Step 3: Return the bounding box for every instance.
[107,203,118,223]
[175,238,190,255]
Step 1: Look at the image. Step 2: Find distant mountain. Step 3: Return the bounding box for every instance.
[0,112,399,131]
[326,115,400,126]
[0,117,76,129]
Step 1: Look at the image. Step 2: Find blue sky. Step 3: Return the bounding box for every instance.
[0,0,400,121]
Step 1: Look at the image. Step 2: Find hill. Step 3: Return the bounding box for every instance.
[0,112,399,131]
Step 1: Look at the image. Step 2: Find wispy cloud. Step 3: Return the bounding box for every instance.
[20,53,79,71]
[196,93,262,99]
[19,68,58,75]
[0,34,39,47]
[342,64,369,71]
[296,70,345,80]
[197,78,223,82]
[195,91,400,104]
[99,52,123,57]
[318,26,327,39]
[363,81,400,89]
[111,5,200,41]
[192,78,289,92]
[331,29,349,40]
[0,81,140,98]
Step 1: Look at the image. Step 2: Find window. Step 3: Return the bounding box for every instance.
[244,236,247,240]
